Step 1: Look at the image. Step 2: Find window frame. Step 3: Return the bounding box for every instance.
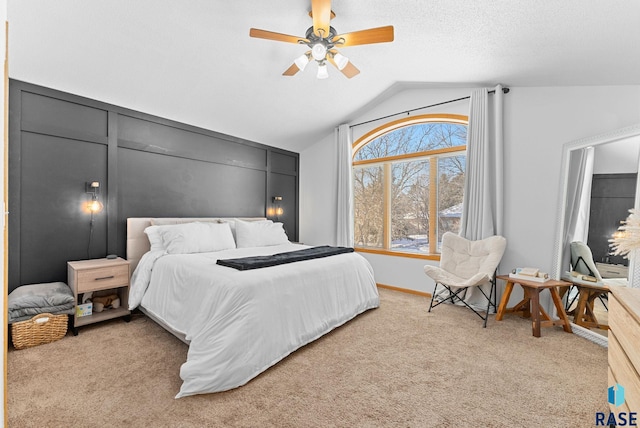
[352,113,468,261]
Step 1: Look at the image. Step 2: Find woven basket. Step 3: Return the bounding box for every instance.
[11,313,68,350]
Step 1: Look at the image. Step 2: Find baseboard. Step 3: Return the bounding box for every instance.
[376,283,432,298]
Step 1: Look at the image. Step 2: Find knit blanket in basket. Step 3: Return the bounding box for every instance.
[8,282,75,323]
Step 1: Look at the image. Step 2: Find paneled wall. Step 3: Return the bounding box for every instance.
[8,80,298,292]
[587,173,637,265]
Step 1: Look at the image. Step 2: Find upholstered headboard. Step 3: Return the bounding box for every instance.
[126,217,267,273]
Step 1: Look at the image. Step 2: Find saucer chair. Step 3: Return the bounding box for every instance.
[424,232,507,327]
[567,241,607,310]
[570,241,603,282]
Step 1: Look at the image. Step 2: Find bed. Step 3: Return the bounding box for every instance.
[126,217,379,398]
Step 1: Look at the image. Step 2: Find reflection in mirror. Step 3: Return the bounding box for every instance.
[552,124,640,346]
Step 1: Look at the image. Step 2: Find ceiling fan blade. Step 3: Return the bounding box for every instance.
[340,62,360,78]
[327,55,360,79]
[311,0,332,37]
[282,63,300,76]
[249,28,308,44]
[333,26,394,47]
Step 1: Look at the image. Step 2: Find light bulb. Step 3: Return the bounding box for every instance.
[333,52,349,70]
[294,53,309,71]
[317,63,329,79]
[87,198,103,213]
[311,43,327,61]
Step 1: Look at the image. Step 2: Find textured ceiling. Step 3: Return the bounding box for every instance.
[8,1,640,151]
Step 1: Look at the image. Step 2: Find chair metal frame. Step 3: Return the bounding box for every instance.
[427,270,498,328]
[567,251,608,311]
[565,255,594,310]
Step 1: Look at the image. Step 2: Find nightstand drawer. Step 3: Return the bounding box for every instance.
[77,264,129,292]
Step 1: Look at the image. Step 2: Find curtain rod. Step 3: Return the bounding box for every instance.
[350,87,510,129]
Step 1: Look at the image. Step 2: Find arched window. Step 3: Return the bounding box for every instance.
[352,114,468,259]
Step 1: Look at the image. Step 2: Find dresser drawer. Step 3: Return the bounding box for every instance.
[595,262,628,278]
[76,264,129,292]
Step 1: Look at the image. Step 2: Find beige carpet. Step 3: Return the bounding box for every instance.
[8,288,608,427]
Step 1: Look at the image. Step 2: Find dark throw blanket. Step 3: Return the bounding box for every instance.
[216,246,355,271]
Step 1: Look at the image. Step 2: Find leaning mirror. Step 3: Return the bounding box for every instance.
[552,123,640,347]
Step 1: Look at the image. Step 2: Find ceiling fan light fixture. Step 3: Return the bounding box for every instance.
[317,62,329,79]
[294,53,310,71]
[311,43,327,61]
[249,3,394,79]
[333,52,349,70]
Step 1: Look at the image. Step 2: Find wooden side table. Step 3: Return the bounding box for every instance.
[495,275,572,337]
[560,277,609,330]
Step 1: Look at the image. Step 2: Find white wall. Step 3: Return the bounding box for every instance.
[593,136,640,174]
[300,85,640,295]
[299,131,337,247]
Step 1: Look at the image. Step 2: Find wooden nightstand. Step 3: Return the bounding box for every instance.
[67,257,131,333]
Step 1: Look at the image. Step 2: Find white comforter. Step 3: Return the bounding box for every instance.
[129,243,379,398]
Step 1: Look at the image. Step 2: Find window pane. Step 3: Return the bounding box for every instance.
[390,160,429,253]
[353,165,384,248]
[354,122,467,161]
[437,155,466,242]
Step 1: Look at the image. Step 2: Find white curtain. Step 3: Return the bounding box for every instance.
[561,147,594,272]
[447,85,505,310]
[459,85,504,239]
[336,124,354,247]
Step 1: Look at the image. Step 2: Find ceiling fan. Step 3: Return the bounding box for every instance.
[249,0,394,79]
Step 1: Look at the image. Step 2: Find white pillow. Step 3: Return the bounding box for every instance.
[144,225,167,252]
[146,220,222,252]
[144,224,196,252]
[235,220,289,248]
[151,218,270,241]
[228,218,273,238]
[160,222,236,254]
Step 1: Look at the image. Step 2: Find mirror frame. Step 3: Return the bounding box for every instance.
[552,123,640,347]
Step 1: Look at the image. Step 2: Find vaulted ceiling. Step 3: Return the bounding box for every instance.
[8,1,640,151]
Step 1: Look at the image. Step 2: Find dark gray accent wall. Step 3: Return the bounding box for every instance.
[587,173,637,266]
[9,80,299,292]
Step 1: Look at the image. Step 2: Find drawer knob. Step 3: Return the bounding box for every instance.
[94,275,115,281]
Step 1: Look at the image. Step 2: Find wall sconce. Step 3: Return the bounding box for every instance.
[85,181,104,213]
[85,181,103,259]
[272,196,284,218]
[612,230,627,241]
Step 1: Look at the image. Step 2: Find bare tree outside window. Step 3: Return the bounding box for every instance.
[353,166,384,247]
[391,160,429,252]
[353,120,467,255]
[437,154,465,241]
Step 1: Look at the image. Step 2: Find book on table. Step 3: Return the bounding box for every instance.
[566,271,599,283]
[509,267,550,283]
